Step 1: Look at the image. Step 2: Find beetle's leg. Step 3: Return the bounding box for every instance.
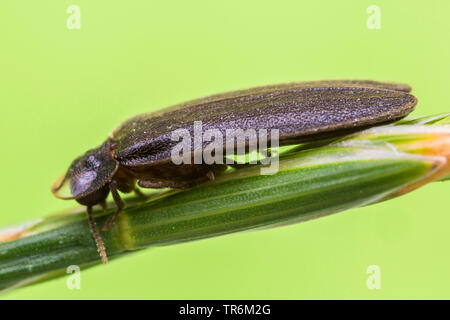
[227,163,252,169]
[138,179,195,189]
[137,165,226,190]
[99,201,108,213]
[102,180,124,231]
[87,206,108,264]
[134,188,150,200]
[206,170,215,181]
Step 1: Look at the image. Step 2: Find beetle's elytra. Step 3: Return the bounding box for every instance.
[52,80,417,263]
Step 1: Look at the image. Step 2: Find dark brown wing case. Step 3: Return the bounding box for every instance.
[111,80,417,167]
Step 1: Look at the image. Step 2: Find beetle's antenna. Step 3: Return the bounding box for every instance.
[87,206,108,264]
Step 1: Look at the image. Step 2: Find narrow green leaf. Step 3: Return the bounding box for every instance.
[0,114,449,292]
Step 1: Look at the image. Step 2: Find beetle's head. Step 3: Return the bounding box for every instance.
[52,141,119,206]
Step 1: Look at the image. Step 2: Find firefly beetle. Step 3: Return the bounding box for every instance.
[52,80,417,263]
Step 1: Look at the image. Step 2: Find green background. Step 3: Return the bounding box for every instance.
[1,0,449,299]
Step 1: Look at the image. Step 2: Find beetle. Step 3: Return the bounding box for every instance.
[52,80,417,263]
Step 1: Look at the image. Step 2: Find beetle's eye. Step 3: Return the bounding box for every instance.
[87,155,101,168]
[52,142,118,200]
[70,170,97,196]
[51,153,101,199]
[51,172,75,199]
[52,166,97,199]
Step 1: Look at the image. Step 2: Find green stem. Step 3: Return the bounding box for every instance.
[0,113,449,293]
